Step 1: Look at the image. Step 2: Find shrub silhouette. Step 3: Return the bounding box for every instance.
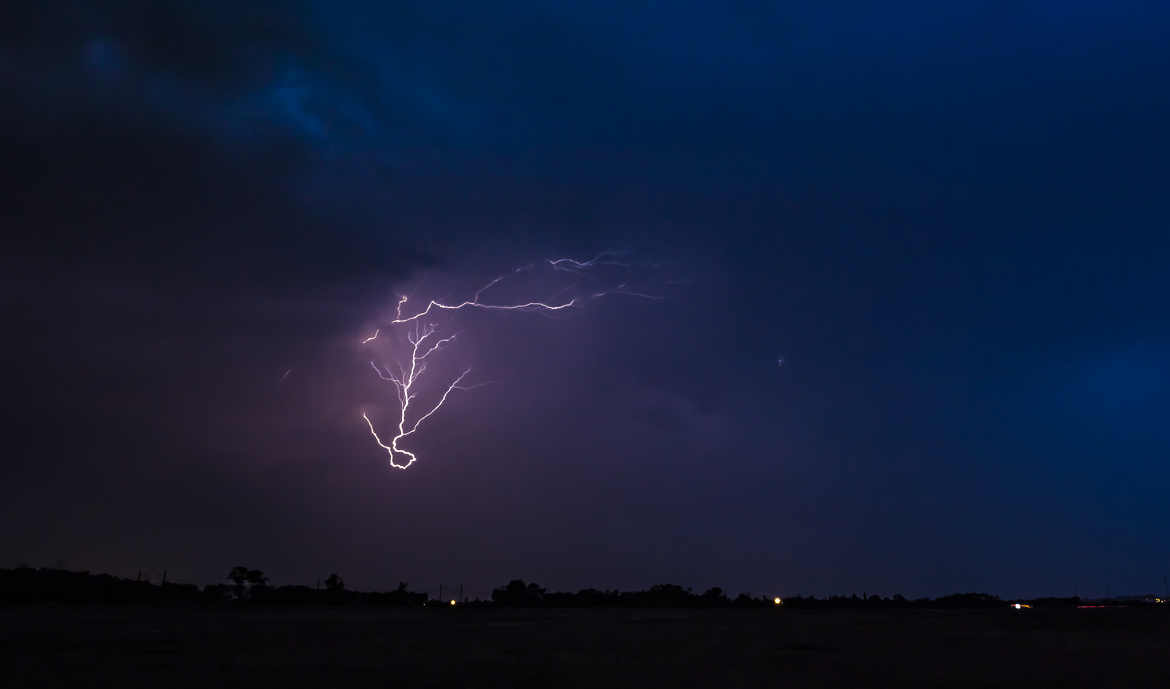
[492,579,546,606]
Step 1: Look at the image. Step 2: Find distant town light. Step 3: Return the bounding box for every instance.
[449,599,457,606]
[773,597,783,606]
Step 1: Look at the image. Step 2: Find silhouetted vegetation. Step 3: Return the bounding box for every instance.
[0,567,424,607]
[484,584,1081,609]
[2,567,1161,610]
[227,566,269,599]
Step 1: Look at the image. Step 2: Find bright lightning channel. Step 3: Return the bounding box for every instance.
[362,319,472,470]
[547,250,629,272]
[361,256,657,470]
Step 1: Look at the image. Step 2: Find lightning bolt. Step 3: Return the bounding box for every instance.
[388,280,576,325]
[361,254,660,470]
[590,282,664,301]
[362,318,473,469]
[547,250,630,272]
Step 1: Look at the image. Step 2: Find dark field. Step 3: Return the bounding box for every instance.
[3,606,1168,687]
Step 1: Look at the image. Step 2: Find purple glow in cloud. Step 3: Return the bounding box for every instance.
[361,256,661,470]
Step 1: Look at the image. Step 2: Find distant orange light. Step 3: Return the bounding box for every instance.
[449,599,457,606]
[773,597,783,606]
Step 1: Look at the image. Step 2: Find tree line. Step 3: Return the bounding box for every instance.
[488,580,1091,609]
[0,566,424,607]
[0,567,1112,609]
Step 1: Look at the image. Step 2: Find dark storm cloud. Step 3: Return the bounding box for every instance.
[5,2,432,284]
[3,1,1169,597]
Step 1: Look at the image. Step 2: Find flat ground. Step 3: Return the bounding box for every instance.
[2,606,1167,687]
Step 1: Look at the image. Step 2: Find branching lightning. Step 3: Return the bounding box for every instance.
[361,318,473,469]
[590,282,664,301]
[361,254,660,470]
[547,250,629,272]
[389,291,576,325]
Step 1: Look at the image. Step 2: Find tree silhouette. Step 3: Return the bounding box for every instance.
[492,579,546,606]
[325,573,345,592]
[228,566,249,599]
[701,587,729,607]
[227,566,268,599]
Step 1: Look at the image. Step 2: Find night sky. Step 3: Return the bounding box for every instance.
[3,2,1168,600]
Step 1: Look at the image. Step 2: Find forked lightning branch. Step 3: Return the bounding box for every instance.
[360,255,659,470]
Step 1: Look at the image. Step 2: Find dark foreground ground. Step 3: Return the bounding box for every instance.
[2,606,1167,687]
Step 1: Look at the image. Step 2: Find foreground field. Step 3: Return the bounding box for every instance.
[2,606,1167,687]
